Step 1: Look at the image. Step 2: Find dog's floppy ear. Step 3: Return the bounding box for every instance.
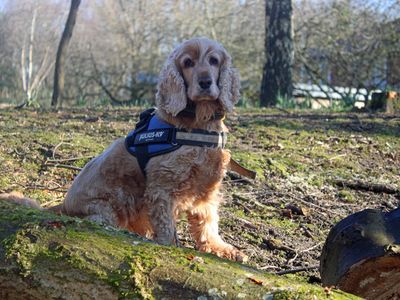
[156,49,187,116]
[218,49,240,113]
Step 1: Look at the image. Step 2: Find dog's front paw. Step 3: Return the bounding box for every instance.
[199,243,248,262]
[223,246,248,263]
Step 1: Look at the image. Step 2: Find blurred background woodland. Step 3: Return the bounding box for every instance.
[0,0,399,109]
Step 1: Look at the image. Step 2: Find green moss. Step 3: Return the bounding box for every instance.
[0,176,11,190]
[28,190,54,204]
[307,175,324,188]
[263,218,299,232]
[338,190,356,202]
[266,158,289,177]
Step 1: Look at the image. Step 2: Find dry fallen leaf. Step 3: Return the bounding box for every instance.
[186,254,195,261]
[248,277,263,285]
[323,286,334,296]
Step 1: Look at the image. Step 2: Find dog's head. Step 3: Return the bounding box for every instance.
[156,37,240,118]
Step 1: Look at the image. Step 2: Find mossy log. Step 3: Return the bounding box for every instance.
[0,201,358,300]
[320,208,400,299]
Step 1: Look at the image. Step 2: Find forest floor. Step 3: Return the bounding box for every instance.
[0,107,399,285]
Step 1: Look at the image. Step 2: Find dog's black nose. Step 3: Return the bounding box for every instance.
[198,77,212,90]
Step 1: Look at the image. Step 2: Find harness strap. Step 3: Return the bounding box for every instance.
[134,123,151,174]
[125,109,227,176]
[133,128,227,148]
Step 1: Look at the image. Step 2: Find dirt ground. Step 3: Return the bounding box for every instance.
[1,107,399,284]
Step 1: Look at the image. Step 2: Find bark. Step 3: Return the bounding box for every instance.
[27,7,37,101]
[260,0,293,107]
[320,208,400,299]
[0,201,357,300]
[333,179,399,194]
[51,0,81,108]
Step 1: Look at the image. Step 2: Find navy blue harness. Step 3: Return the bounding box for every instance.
[125,108,227,175]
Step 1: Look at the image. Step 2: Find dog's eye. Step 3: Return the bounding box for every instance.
[183,58,194,68]
[209,57,219,66]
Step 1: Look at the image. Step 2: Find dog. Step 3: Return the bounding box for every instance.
[3,37,246,262]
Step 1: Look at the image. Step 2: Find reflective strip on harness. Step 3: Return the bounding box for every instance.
[175,131,227,148]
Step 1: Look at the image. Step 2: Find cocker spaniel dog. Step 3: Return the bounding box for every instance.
[5,37,246,262]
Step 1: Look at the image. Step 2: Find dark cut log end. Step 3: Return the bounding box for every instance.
[338,255,400,299]
[320,207,400,299]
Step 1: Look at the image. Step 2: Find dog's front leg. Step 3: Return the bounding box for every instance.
[188,200,247,262]
[146,191,176,245]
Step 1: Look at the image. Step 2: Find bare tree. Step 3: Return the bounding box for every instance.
[260,0,294,107]
[51,0,81,108]
[0,0,266,107]
[16,2,55,107]
[2,0,399,108]
[293,0,400,106]
[0,0,66,106]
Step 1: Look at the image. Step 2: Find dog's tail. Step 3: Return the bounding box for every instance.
[0,191,64,214]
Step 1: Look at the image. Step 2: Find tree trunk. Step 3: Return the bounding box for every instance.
[51,0,81,108]
[260,0,293,107]
[0,200,357,299]
[320,208,400,299]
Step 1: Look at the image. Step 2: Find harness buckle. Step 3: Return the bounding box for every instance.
[169,127,178,146]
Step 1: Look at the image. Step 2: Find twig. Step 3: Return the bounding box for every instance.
[46,155,93,163]
[287,252,299,264]
[24,185,68,193]
[275,265,319,276]
[299,242,323,253]
[52,141,70,159]
[183,274,192,288]
[259,265,280,270]
[287,243,323,265]
[44,163,82,171]
[328,153,347,161]
[295,197,341,216]
[42,199,64,207]
[236,217,258,230]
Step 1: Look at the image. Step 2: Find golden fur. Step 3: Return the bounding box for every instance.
[3,37,246,262]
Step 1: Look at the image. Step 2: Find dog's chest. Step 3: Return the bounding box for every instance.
[171,147,229,211]
[188,147,228,181]
[149,146,230,198]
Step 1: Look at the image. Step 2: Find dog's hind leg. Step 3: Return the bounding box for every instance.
[73,201,121,228]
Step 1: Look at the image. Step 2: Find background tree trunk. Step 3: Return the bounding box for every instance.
[0,200,357,299]
[51,0,81,108]
[320,208,400,299]
[260,0,293,107]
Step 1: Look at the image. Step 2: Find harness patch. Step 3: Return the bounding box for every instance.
[135,129,170,144]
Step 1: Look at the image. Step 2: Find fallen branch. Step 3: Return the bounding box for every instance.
[276,265,319,276]
[334,179,399,194]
